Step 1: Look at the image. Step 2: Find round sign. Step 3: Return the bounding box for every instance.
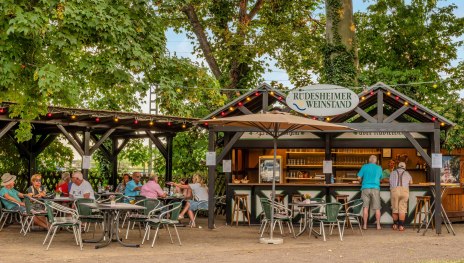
[286,84,359,117]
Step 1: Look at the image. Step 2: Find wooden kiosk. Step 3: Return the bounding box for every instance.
[203,82,458,234]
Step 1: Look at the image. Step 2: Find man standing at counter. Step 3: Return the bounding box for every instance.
[357,155,383,230]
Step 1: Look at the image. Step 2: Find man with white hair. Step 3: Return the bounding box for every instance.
[357,155,383,230]
[69,171,95,199]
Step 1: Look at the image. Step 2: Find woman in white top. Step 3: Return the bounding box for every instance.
[169,173,208,225]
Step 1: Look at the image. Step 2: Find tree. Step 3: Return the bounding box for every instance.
[355,0,464,149]
[158,0,323,97]
[0,0,166,141]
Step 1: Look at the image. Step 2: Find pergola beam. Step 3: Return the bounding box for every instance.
[89,128,115,155]
[57,125,84,156]
[0,121,17,139]
[383,105,408,123]
[145,130,168,159]
[215,132,243,165]
[354,107,377,123]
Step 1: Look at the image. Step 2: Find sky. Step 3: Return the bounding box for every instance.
[143,0,464,113]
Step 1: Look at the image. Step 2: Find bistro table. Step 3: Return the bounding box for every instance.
[81,203,146,249]
[420,183,458,236]
[289,201,324,237]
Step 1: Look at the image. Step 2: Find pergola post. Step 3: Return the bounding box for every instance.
[432,125,442,234]
[208,130,216,229]
[111,137,119,187]
[166,134,174,182]
[82,131,90,180]
[324,133,332,185]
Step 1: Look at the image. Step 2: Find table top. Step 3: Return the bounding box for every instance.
[41,197,75,202]
[159,195,185,200]
[289,201,323,207]
[97,192,123,196]
[419,183,461,188]
[81,203,145,210]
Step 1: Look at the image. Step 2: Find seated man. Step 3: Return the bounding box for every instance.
[140,173,166,199]
[69,171,95,199]
[124,172,143,198]
[0,173,48,229]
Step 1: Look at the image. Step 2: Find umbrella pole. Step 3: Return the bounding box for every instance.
[259,137,283,244]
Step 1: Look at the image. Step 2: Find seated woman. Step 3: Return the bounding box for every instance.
[0,173,48,230]
[55,172,70,197]
[116,173,130,193]
[169,173,208,226]
[175,178,192,199]
[27,174,49,229]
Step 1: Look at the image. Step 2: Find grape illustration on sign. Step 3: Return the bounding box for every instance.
[286,84,359,117]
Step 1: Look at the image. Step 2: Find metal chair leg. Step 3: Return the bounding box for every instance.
[46,226,59,250]
[173,224,182,245]
[166,225,174,244]
[151,224,161,248]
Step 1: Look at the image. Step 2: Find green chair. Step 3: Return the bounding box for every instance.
[259,198,295,238]
[75,198,103,236]
[23,196,48,235]
[125,198,161,239]
[43,201,82,250]
[339,199,363,236]
[142,202,183,247]
[311,202,344,241]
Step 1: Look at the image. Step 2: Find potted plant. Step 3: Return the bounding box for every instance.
[109,195,116,206]
[303,193,311,204]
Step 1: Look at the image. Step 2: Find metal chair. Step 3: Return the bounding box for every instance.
[43,201,82,250]
[0,195,26,233]
[311,202,344,241]
[125,198,161,239]
[189,194,208,228]
[142,202,183,247]
[75,198,104,236]
[259,198,295,238]
[339,199,363,236]
[23,196,48,235]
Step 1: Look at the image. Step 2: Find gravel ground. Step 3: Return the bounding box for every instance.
[1,216,464,263]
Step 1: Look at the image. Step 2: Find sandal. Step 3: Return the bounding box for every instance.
[392,224,398,230]
[398,225,405,231]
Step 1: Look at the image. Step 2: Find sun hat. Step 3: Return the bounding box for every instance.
[1,173,16,186]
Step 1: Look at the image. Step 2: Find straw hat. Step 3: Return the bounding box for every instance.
[1,173,16,186]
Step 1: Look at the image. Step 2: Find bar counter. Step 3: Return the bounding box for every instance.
[226,183,432,225]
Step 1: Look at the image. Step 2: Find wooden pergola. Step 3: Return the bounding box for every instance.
[0,102,198,185]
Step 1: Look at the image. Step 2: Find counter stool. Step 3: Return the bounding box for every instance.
[414,196,433,231]
[336,195,351,228]
[232,194,250,226]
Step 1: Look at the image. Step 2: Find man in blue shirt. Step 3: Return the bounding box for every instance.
[124,172,143,198]
[357,155,383,230]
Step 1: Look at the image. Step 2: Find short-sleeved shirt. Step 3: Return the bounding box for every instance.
[124,180,142,197]
[140,181,165,198]
[69,180,95,199]
[0,187,22,210]
[55,182,69,197]
[358,163,382,190]
[189,183,208,201]
[389,168,412,189]
[382,169,391,180]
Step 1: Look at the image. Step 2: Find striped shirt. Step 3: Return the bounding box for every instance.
[389,168,412,189]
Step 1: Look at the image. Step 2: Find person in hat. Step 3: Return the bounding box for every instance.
[55,172,71,197]
[389,162,413,231]
[0,173,49,230]
[0,173,26,214]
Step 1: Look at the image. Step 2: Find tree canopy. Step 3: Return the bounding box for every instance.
[0,0,166,141]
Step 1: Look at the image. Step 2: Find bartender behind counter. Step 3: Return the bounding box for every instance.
[381,160,396,183]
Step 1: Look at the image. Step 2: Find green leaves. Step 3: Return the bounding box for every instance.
[0,0,166,140]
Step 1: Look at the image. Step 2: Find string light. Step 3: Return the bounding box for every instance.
[95,117,100,122]
[221,112,226,116]
[278,96,283,101]
[404,101,409,106]
[246,97,251,101]
[149,120,154,126]
[182,123,187,129]
[134,119,139,124]
[432,117,436,121]
[114,117,119,122]
[47,112,52,117]
[370,91,374,95]
[0,108,4,113]
[441,122,445,126]
[229,106,234,111]
[395,96,399,100]
[238,102,243,107]
[204,122,208,126]
[361,96,365,100]
[167,121,172,126]
[70,114,77,120]
[387,91,391,96]
[255,92,260,96]
[270,91,274,96]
